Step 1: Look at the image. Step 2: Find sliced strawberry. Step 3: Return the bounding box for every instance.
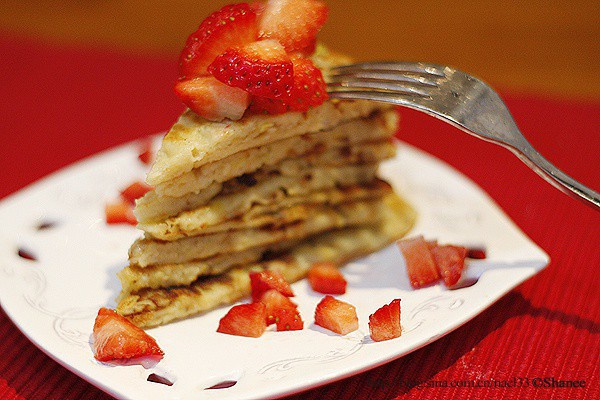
[217,303,267,338]
[259,0,328,53]
[120,181,152,204]
[175,76,251,121]
[369,299,401,342]
[208,39,293,99]
[274,308,303,331]
[308,262,347,294]
[249,56,328,114]
[105,200,137,225]
[249,270,294,301]
[137,139,154,165]
[314,295,358,335]
[92,308,163,362]
[178,3,259,79]
[467,247,487,259]
[397,236,440,288]
[258,289,298,325]
[286,57,328,111]
[431,245,467,287]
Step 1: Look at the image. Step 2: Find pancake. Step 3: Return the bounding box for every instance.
[152,110,398,197]
[135,139,395,223]
[117,193,416,328]
[130,194,394,268]
[139,165,390,239]
[118,240,297,296]
[147,102,393,186]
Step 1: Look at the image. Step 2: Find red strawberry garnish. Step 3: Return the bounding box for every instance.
[137,139,154,165]
[175,76,251,121]
[314,295,358,335]
[105,200,137,225]
[120,181,152,204]
[92,308,163,362]
[369,299,401,342]
[258,289,298,325]
[249,56,328,114]
[274,308,303,331]
[308,262,347,294]
[178,3,259,79]
[259,0,328,53]
[249,270,294,301]
[397,236,440,288]
[467,247,487,259]
[217,302,267,338]
[430,245,467,287]
[208,39,293,99]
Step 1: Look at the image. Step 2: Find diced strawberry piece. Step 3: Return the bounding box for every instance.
[308,262,347,294]
[431,245,467,287]
[314,295,358,335]
[369,299,401,342]
[105,200,137,225]
[249,56,328,114]
[120,181,152,204]
[178,3,259,79]
[258,289,298,325]
[217,303,267,338]
[249,270,294,301]
[274,308,303,331]
[175,76,251,121]
[259,0,328,53]
[397,236,440,288]
[92,308,163,362]
[137,139,154,165]
[286,57,328,111]
[467,247,487,259]
[209,40,293,99]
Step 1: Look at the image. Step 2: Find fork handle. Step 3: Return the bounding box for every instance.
[508,139,600,210]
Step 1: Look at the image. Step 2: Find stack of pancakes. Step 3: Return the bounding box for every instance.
[116,48,416,328]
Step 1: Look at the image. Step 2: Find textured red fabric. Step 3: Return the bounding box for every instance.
[0,34,598,400]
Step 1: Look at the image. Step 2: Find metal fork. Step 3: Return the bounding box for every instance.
[327,62,599,210]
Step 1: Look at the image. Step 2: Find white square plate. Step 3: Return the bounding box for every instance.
[0,139,548,400]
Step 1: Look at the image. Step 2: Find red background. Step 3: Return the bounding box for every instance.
[0,35,598,399]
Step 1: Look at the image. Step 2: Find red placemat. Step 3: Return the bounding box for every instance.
[0,34,598,400]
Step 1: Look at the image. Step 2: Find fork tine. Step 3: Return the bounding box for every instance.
[327,90,432,108]
[332,62,447,77]
[329,70,441,87]
[327,80,432,97]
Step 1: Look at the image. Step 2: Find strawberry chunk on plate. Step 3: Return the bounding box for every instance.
[314,295,358,335]
[217,303,267,338]
[467,247,487,259]
[258,289,298,325]
[308,262,347,294]
[137,139,154,165]
[175,76,251,121]
[430,244,467,287]
[369,299,401,342]
[178,3,259,79]
[274,308,303,331]
[92,308,163,362]
[249,270,294,301]
[105,200,137,225]
[259,0,328,53]
[397,235,440,288]
[120,181,152,204]
[209,39,293,99]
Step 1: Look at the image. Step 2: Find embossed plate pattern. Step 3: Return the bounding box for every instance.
[0,139,548,400]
